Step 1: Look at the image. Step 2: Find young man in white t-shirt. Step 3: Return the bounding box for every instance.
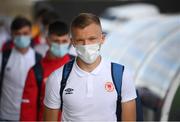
[44,13,137,121]
[0,16,41,121]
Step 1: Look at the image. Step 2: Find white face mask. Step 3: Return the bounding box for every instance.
[75,43,100,64]
[50,42,69,57]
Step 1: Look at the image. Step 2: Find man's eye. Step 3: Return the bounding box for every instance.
[23,33,29,35]
[89,37,97,41]
[89,38,96,41]
[76,39,83,42]
[62,40,68,43]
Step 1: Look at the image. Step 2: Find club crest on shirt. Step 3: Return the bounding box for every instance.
[105,82,114,92]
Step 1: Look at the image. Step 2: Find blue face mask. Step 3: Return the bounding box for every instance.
[14,35,31,48]
[50,42,69,57]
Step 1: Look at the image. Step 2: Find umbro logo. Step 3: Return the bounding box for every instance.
[64,88,74,95]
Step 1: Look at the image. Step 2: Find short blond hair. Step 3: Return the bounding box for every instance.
[71,13,101,30]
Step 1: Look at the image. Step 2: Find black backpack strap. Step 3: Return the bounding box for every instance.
[33,52,42,113]
[111,62,124,121]
[112,63,143,121]
[135,90,144,121]
[68,54,75,61]
[33,61,43,113]
[30,39,35,47]
[0,50,12,97]
[111,63,124,98]
[33,62,43,92]
[34,52,43,91]
[35,52,42,64]
[60,59,75,110]
[3,40,13,51]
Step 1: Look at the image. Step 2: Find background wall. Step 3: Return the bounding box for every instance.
[34,0,180,24]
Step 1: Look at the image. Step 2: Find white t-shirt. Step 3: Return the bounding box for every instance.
[0,48,36,120]
[34,43,49,57]
[44,58,137,121]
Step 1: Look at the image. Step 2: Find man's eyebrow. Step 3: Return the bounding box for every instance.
[75,38,84,41]
[88,36,97,39]
[88,35,98,38]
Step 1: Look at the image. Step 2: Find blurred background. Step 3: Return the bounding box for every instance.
[0,0,179,121]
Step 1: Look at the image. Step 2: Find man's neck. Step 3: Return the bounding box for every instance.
[76,56,101,73]
[15,47,29,55]
[47,50,63,60]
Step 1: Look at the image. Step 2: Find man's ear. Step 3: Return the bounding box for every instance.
[29,31,32,38]
[46,36,51,47]
[101,33,105,44]
[71,38,75,47]
[11,31,15,39]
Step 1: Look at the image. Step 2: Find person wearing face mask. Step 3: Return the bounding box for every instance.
[43,13,137,121]
[0,16,42,121]
[20,20,74,121]
[33,11,61,57]
[1,11,58,53]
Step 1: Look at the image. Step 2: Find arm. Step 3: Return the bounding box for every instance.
[122,99,136,121]
[44,106,59,121]
[20,68,38,121]
[43,69,62,121]
[121,67,137,121]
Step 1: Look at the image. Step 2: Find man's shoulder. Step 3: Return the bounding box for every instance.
[45,65,65,91]
[103,59,125,68]
[48,65,65,81]
[105,60,133,77]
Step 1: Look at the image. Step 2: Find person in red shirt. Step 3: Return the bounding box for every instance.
[20,20,74,121]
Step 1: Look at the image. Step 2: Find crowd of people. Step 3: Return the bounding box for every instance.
[0,8,137,121]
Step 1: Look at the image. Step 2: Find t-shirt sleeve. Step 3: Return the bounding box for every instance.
[44,67,63,109]
[121,67,137,103]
